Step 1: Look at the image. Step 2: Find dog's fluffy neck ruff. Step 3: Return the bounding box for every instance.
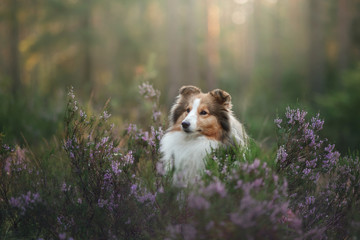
[160,131,219,184]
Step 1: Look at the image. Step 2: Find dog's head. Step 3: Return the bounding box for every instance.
[169,86,232,141]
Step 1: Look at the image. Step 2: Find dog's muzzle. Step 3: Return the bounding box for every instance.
[181,121,191,133]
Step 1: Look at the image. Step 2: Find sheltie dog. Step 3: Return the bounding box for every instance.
[160,85,248,184]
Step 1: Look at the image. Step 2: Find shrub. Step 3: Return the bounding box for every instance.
[1,86,360,239]
[275,106,360,238]
[164,150,302,240]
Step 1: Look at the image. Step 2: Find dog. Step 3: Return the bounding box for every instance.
[159,85,248,184]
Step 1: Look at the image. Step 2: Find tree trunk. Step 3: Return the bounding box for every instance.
[271,1,281,100]
[206,0,219,90]
[9,0,21,97]
[308,0,325,94]
[184,0,199,86]
[82,3,92,95]
[337,0,352,73]
[249,0,259,83]
[167,0,183,103]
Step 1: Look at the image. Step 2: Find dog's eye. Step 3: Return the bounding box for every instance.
[186,108,190,113]
[200,110,207,115]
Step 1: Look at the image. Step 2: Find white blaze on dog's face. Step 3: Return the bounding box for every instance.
[181,98,200,133]
[169,85,233,142]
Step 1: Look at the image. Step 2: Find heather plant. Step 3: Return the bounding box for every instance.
[138,81,162,123]
[314,154,360,238]
[123,82,165,189]
[0,87,163,239]
[203,139,261,182]
[275,106,360,238]
[1,85,360,239]
[275,107,339,187]
[164,148,304,240]
[60,87,161,238]
[0,137,50,238]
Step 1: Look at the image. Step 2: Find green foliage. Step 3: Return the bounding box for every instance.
[0,89,62,146]
[275,106,360,238]
[317,64,360,152]
[1,85,360,239]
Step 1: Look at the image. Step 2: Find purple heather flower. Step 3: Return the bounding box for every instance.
[138,82,160,99]
[102,111,111,120]
[101,136,109,145]
[111,161,122,175]
[130,184,138,194]
[4,157,11,175]
[253,178,263,188]
[156,161,165,175]
[9,197,21,209]
[285,107,308,126]
[5,147,29,172]
[123,151,134,165]
[79,109,86,118]
[306,159,317,168]
[295,109,307,124]
[67,87,75,99]
[73,101,78,111]
[230,212,243,226]
[153,110,161,121]
[235,180,243,189]
[305,196,315,205]
[324,144,340,166]
[204,169,212,177]
[203,180,227,198]
[274,118,282,128]
[102,172,112,191]
[276,146,288,163]
[188,193,210,210]
[97,199,108,208]
[137,192,156,204]
[142,131,150,143]
[127,123,137,134]
[273,174,279,183]
[166,224,182,238]
[206,221,214,230]
[285,107,294,124]
[303,168,311,176]
[9,191,41,215]
[251,159,261,169]
[65,139,72,149]
[182,224,197,240]
[59,233,66,240]
[156,126,164,140]
[61,182,70,192]
[304,128,315,142]
[311,114,324,130]
[2,144,11,151]
[221,164,228,174]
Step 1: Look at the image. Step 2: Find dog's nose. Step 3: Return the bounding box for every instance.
[181,121,190,129]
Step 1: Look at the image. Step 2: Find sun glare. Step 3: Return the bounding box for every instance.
[266,0,278,4]
[234,0,249,4]
[232,10,247,25]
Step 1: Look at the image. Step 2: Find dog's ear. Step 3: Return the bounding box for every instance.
[210,89,232,109]
[179,85,201,96]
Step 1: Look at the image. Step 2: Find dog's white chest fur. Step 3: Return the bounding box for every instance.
[160,131,219,183]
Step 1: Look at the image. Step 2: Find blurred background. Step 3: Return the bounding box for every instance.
[0,0,360,153]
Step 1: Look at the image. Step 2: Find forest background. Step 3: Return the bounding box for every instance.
[1,0,360,153]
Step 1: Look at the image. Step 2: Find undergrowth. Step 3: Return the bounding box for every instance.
[0,84,359,239]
